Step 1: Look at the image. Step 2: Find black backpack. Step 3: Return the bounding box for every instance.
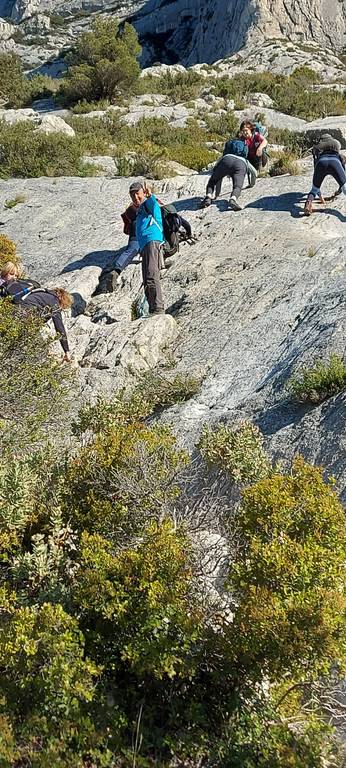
[143,201,193,258]
[161,204,193,257]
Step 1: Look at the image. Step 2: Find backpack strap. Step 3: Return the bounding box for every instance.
[143,201,163,233]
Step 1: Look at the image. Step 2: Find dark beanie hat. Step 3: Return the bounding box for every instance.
[129,180,143,193]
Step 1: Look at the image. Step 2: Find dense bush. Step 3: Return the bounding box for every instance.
[269,151,300,176]
[0,317,346,766]
[0,234,20,269]
[71,113,218,174]
[139,69,205,103]
[288,353,346,403]
[0,121,96,178]
[0,300,71,457]
[0,53,55,108]
[60,18,141,106]
[199,421,272,485]
[229,457,346,680]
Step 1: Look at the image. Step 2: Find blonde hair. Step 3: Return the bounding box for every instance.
[1,261,22,279]
[52,287,73,310]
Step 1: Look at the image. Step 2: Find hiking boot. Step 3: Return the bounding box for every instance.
[229,196,243,211]
[200,196,212,209]
[304,199,313,216]
[149,309,165,316]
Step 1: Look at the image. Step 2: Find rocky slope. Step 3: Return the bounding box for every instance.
[133,0,346,65]
[1,0,346,74]
[1,163,345,497]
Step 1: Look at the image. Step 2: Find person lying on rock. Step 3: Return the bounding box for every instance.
[200,148,257,211]
[239,120,268,171]
[0,261,72,362]
[304,134,346,216]
[130,181,165,315]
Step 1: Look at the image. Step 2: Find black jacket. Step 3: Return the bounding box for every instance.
[1,279,69,353]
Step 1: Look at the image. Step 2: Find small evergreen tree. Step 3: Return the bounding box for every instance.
[61,18,141,105]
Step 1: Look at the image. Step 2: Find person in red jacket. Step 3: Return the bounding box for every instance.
[239,121,268,171]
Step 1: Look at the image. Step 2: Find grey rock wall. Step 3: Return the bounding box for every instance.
[0,166,345,496]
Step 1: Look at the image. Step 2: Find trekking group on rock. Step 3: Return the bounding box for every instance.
[0,118,345,358]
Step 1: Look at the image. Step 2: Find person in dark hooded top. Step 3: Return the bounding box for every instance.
[0,262,72,361]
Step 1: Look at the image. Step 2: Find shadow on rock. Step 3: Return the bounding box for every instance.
[246,191,305,218]
[171,196,204,212]
[254,398,312,437]
[62,250,116,274]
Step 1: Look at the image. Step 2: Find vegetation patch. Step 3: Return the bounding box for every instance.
[0,121,96,178]
[199,421,272,485]
[4,194,26,209]
[269,151,300,176]
[288,353,346,404]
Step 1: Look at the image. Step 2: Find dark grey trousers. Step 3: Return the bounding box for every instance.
[141,240,164,313]
[207,156,247,199]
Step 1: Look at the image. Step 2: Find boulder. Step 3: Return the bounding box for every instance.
[116,314,179,374]
[163,160,197,176]
[0,107,39,125]
[0,17,14,39]
[35,114,75,137]
[248,92,274,108]
[300,116,346,148]
[82,155,118,177]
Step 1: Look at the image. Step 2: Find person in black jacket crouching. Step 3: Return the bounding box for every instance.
[0,261,72,362]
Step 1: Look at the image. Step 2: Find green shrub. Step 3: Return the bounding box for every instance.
[0,53,30,107]
[139,371,201,412]
[228,457,346,681]
[0,300,71,457]
[288,353,346,403]
[0,234,20,269]
[199,421,272,485]
[140,70,204,103]
[61,392,188,537]
[61,18,141,106]
[4,193,26,209]
[72,97,110,113]
[0,121,96,178]
[0,602,101,766]
[269,151,300,176]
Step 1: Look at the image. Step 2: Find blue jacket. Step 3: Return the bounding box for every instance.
[136,194,164,250]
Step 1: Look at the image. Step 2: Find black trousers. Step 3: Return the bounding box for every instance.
[206,156,246,200]
[312,154,346,192]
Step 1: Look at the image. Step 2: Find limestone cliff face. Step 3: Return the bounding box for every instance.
[1,0,345,63]
[134,0,346,64]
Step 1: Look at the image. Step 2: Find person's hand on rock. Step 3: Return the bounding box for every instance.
[256,147,263,157]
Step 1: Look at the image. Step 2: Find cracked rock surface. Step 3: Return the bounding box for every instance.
[0,166,345,495]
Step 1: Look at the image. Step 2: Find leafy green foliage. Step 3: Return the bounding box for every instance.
[0,53,55,108]
[288,353,346,404]
[228,457,346,680]
[0,53,30,108]
[140,69,204,103]
[61,390,189,538]
[0,121,96,178]
[0,353,345,766]
[0,301,71,457]
[61,18,141,106]
[0,602,101,767]
[199,421,272,485]
[269,151,300,176]
[0,234,20,269]
[139,371,201,412]
[71,113,218,175]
